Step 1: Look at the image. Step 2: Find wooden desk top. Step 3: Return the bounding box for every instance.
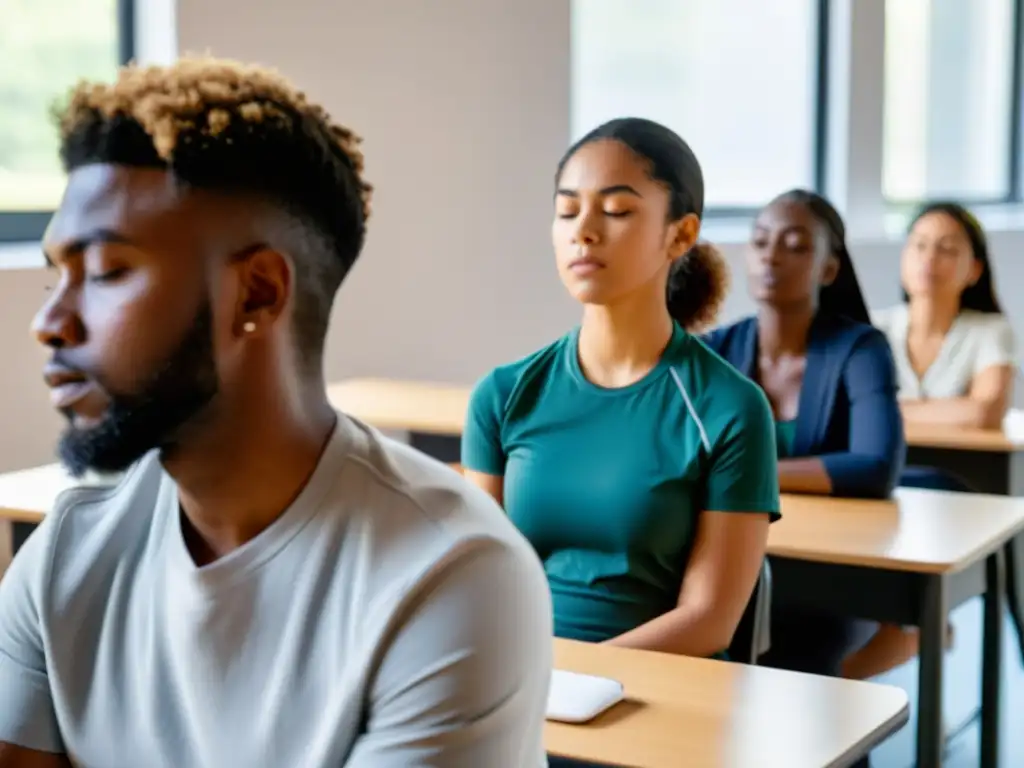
[0,464,115,525]
[771,488,1024,573]
[548,639,908,768]
[904,422,1022,453]
[5,472,1024,576]
[327,378,469,435]
[327,377,1024,454]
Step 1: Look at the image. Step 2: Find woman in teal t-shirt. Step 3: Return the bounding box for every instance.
[461,117,779,659]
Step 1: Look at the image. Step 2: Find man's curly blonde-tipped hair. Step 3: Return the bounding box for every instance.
[55,56,372,222]
[54,56,373,368]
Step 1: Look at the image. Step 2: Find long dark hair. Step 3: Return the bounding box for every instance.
[555,117,729,331]
[769,189,870,324]
[902,202,1002,314]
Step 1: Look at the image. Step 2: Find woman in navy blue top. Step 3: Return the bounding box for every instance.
[702,190,905,684]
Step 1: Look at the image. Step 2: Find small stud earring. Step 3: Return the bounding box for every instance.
[242,321,256,333]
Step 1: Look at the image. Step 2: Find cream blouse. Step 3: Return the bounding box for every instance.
[871,305,1016,400]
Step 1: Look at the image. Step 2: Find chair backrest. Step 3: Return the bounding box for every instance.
[727,559,772,664]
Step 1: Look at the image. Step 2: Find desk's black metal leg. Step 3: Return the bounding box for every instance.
[917,574,947,768]
[1004,536,1024,666]
[981,551,1005,768]
[905,446,1024,667]
[408,432,462,464]
[11,522,36,556]
[1004,452,1024,668]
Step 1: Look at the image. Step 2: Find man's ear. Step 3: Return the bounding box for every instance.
[231,246,292,337]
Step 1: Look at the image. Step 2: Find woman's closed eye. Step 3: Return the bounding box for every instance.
[87,267,130,284]
[556,207,633,220]
[783,239,812,254]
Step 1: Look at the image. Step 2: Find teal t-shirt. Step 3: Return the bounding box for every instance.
[462,323,780,644]
[775,420,797,458]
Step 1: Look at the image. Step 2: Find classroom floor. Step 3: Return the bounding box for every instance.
[869,598,1023,767]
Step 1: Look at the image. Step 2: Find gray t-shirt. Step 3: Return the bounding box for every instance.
[0,415,552,767]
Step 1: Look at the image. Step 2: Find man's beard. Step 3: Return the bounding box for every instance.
[57,301,220,478]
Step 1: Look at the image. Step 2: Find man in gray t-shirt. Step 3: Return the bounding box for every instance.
[0,57,552,767]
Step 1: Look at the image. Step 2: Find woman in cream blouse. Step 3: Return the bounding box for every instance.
[845,202,1014,681]
[872,202,1015,430]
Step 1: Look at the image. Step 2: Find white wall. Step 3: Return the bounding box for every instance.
[0,267,64,471]
[176,0,578,383]
[1,0,1023,473]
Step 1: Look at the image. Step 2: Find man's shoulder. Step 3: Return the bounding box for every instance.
[11,454,165,623]
[336,416,545,581]
[332,423,552,767]
[47,453,163,539]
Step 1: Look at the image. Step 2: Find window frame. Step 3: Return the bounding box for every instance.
[0,0,135,244]
[567,0,834,219]
[5,1,1020,242]
[813,0,833,196]
[703,0,833,218]
[1009,0,1024,203]
[880,0,1024,210]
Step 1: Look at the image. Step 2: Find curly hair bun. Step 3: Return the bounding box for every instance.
[666,241,730,332]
